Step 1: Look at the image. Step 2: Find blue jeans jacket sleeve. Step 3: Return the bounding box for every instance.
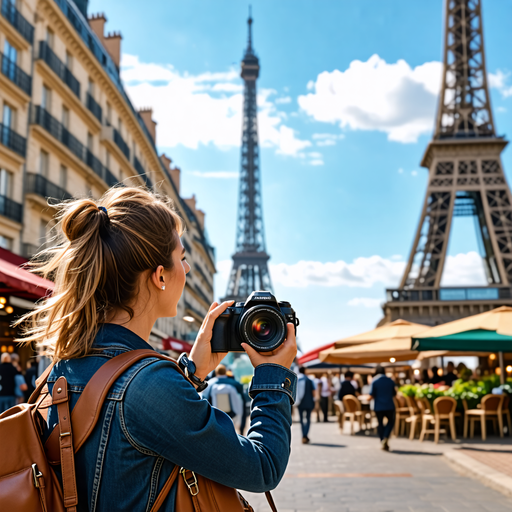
[122,361,297,493]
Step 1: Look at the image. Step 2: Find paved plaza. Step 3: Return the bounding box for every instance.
[243,418,512,512]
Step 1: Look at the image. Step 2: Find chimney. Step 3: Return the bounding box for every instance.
[160,153,180,192]
[103,31,122,68]
[139,108,157,144]
[88,13,106,43]
[184,195,205,230]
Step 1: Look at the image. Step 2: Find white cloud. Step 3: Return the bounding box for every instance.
[121,54,310,156]
[187,171,239,179]
[488,70,512,98]
[275,96,292,104]
[348,298,382,308]
[312,133,345,147]
[309,159,324,166]
[440,251,488,286]
[398,168,404,174]
[298,54,443,143]
[214,252,487,298]
[411,170,418,176]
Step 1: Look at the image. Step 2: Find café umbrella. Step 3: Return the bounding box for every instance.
[412,306,512,383]
[319,319,431,363]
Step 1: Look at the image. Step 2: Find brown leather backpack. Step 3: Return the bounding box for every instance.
[0,349,278,512]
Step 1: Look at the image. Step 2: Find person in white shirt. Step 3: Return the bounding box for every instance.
[319,373,333,422]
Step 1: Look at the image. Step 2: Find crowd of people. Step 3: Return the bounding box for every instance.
[0,353,37,412]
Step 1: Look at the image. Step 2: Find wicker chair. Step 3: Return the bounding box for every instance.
[503,395,512,436]
[419,396,458,443]
[393,396,410,436]
[464,394,504,440]
[342,395,369,435]
[404,395,422,440]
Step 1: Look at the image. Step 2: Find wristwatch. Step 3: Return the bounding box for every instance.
[177,353,208,392]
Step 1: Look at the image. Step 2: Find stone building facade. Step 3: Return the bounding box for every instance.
[0,0,215,350]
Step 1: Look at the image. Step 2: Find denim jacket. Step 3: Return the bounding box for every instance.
[43,323,297,512]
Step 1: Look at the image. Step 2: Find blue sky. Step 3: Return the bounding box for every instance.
[90,0,512,352]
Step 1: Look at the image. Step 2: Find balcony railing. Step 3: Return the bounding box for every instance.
[386,286,512,303]
[133,156,152,187]
[193,263,213,292]
[0,122,26,156]
[1,52,31,95]
[26,173,73,201]
[113,128,130,160]
[0,194,22,223]
[32,106,118,188]
[1,0,34,44]
[38,41,80,98]
[86,92,102,123]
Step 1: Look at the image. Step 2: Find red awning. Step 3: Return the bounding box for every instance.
[0,253,54,300]
[162,337,192,353]
[298,342,335,365]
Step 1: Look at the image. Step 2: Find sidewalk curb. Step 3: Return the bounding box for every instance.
[444,449,512,498]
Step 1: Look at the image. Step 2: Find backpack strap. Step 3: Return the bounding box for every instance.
[52,376,78,512]
[45,349,182,462]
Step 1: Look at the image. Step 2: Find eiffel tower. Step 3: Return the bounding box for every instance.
[224,11,273,302]
[382,0,512,325]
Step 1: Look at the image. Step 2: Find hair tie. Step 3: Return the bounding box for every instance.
[98,206,110,227]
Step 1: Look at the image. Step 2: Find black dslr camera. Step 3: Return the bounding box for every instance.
[211,291,299,353]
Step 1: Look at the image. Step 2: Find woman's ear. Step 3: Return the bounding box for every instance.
[152,265,165,290]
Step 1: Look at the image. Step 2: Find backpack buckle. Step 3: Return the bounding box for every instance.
[180,468,199,496]
[31,463,43,488]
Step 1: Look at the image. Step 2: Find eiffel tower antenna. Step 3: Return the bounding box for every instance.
[223,9,273,301]
[383,0,512,325]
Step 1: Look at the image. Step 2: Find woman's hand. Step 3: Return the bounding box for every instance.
[242,323,297,370]
[189,301,233,380]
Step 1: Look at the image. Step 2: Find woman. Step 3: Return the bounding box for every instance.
[19,187,297,511]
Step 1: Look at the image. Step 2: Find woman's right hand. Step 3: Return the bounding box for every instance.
[241,323,297,370]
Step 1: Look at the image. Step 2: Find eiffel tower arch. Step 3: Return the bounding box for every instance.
[382,0,512,325]
[223,11,273,302]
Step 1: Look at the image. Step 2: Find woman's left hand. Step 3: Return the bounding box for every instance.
[189,300,233,380]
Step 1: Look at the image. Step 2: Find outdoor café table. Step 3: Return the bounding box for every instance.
[358,395,374,432]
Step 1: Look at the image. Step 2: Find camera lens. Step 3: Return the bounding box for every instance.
[239,306,286,352]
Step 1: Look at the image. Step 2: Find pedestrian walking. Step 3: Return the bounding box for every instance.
[296,367,316,444]
[10,352,27,404]
[318,373,333,422]
[226,369,249,433]
[14,187,298,510]
[370,365,396,451]
[0,353,18,413]
[338,370,358,401]
[203,365,244,432]
[24,360,38,401]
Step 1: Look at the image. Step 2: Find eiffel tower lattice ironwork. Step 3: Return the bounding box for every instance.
[224,12,273,302]
[382,0,512,325]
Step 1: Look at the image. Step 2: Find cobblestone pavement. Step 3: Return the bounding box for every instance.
[243,419,512,512]
[460,446,512,479]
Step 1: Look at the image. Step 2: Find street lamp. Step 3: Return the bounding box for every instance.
[183,316,195,323]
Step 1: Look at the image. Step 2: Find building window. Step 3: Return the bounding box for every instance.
[2,104,14,129]
[118,117,123,135]
[0,169,12,198]
[46,28,54,49]
[59,165,67,190]
[87,132,93,151]
[0,236,13,250]
[42,85,52,111]
[65,51,73,71]
[39,150,49,178]
[3,40,17,64]
[61,106,70,129]
[88,79,95,96]
[39,219,47,245]
[105,150,110,169]
[106,102,112,125]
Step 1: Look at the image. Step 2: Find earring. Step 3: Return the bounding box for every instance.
[161,285,166,291]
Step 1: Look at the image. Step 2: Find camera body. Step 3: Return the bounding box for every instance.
[211,291,299,353]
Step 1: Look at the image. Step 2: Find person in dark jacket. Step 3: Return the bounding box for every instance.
[296,367,316,444]
[0,353,18,412]
[442,362,458,387]
[338,371,357,401]
[24,360,38,401]
[370,365,396,451]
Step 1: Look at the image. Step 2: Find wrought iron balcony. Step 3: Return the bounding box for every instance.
[32,106,117,188]
[1,0,34,44]
[113,128,130,160]
[0,122,26,157]
[386,286,512,303]
[194,284,211,305]
[26,172,73,201]
[133,156,152,187]
[38,41,80,98]
[32,106,85,160]
[104,167,119,188]
[1,52,31,95]
[86,92,102,123]
[0,194,22,223]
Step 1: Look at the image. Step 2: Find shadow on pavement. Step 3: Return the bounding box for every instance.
[390,449,442,456]
[307,443,346,448]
